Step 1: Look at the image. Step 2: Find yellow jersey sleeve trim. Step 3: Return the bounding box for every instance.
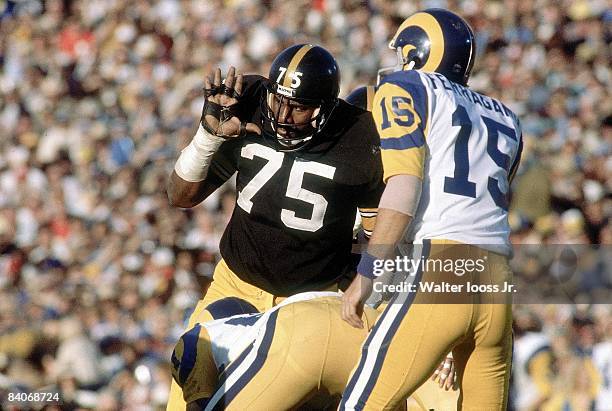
[381,146,426,182]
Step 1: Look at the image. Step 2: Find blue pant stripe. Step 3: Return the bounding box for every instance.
[206,297,259,320]
[209,309,280,410]
[178,323,202,386]
[341,240,431,410]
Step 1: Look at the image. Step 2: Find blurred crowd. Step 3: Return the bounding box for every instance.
[0,0,609,409]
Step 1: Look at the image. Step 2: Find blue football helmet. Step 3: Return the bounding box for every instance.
[378,9,476,85]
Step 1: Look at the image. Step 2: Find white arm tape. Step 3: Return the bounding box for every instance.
[174,124,226,182]
[378,174,422,217]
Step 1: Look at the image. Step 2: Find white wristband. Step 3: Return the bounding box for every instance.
[174,124,226,182]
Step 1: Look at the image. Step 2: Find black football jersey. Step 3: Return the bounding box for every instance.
[204,75,384,296]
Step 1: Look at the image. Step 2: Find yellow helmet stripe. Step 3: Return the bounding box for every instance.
[393,12,445,73]
[283,44,314,88]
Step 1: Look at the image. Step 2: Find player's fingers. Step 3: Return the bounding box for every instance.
[219,67,238,106]
[225,66,235,90]
[445,362,455,390]
[440,360,452,388]
[438,360,451,387]
[341,293,352,324]
[445,376,453,390]
[341,301,349,324]
[214,67,221,87]
[342,300,352,325]
[438,372,447,387]
[346,296,362,328]
[235,72,243,96]
[204,75,218,103]
[342,299,363,328]
[349,306,364,329]
[350,316,364,329]
[245,122,261,135]
[431,362,442,381]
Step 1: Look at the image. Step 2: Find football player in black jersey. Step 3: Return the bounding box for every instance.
[166,44,384,409]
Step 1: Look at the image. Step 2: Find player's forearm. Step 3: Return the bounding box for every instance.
[167,124,225,208]
[366,174,421,258]
[167,171,207,208]
[367,208,412,259]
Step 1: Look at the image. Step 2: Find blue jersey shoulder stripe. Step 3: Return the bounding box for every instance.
[380,132,425,150]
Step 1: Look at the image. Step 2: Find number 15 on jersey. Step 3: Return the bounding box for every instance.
[443,104,519,211]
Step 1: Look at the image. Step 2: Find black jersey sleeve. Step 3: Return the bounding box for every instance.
[356,157,384,209]
[339,100,385,209]
[204,139,241,188]
[336,99,385,238]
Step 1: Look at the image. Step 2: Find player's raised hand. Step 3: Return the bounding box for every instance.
[205,66,240,107]
[202,66,261,138]
[342,274,373,329]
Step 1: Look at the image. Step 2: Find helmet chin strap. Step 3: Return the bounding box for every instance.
[277,134,313,147]
[376,48,417,83]
[404,60,416,71]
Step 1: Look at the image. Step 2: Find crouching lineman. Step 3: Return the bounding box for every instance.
[171,293,458,410]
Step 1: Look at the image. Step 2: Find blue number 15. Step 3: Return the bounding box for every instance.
[443,104,517,210]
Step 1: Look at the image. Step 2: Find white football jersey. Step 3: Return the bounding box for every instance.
[373,71,522,255]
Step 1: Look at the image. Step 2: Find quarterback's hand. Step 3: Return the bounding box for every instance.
[203,66,261,137]
[342,274,373,329]
[431,353,457,391]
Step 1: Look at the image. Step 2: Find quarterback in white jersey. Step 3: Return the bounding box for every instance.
[346,73,522,256]
[341,8,520,411]
[391,69,522,255]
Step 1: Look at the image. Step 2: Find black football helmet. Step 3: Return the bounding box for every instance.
[378,9,476,85]
[261,44,340,151]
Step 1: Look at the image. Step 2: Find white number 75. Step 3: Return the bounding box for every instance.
[276,67,303,88]
[237,144,335,232]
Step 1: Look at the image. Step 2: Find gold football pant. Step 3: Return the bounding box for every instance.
[167,259,339,410]
[340,240,513,411]
[203,297,377,410]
